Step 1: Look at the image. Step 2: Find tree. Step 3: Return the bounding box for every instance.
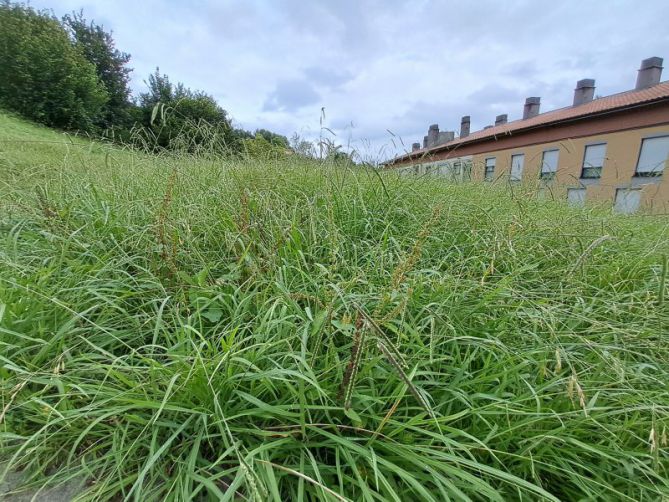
[290,133,317,158]
[138,68,176,108]
[136,68,234,152]
[63,11,133,130]
[0,2,107,131]
[242,133,290,159]
[254,129,289,149]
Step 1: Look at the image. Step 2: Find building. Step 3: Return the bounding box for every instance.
[388,57,669,214]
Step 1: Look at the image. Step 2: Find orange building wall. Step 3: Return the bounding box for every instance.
[466,125,669,212]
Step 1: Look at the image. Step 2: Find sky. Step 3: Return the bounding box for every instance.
[30,0,669,161]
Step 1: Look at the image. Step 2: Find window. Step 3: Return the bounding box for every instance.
[635,135,669,177]
[581,143,606,179]
[484,157,496,181]
[540,149,559,179]
[510,154,524,181]
[461,160,472,181]
[614,189,641,214]
[567,188,586,207]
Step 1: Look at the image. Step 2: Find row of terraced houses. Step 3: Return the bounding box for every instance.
[387,57,669,214]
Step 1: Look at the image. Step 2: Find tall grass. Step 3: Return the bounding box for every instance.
[1,112,669,500]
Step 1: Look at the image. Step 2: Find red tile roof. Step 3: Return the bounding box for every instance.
[395,80,669,162]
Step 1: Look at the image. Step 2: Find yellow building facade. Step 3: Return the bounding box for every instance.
[389,58,669,214]
[469,124,669,213]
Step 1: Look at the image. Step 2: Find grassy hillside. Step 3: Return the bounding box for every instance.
[1,111,669,500]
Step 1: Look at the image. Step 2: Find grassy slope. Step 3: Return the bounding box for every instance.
[1,111,669,500]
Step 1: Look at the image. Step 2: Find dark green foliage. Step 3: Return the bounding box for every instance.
[136,68,236,152]
[0,2,107,131]
[254,128,289,149]
[63,11,133,131]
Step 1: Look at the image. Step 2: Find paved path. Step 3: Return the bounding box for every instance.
[0,466,86,501]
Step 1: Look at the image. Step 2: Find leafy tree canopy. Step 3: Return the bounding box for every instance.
[254,128,289,149]
[63,11,133,130]
[136,68,234,152]
[0,1,107,131]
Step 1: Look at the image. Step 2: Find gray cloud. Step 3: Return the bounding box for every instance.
[501,60,539,79]
[263,79,321,112]
[303,67,353,89]
[468,85,526,108]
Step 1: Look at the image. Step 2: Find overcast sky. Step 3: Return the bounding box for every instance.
[30,0,669,160]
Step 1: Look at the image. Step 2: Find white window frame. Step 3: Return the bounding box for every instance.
[540,149,559,179]
[581,143,607,179]
[614,188,642,214]
[635,135,669,177]
[484,157,496,181]
[567,188,586,207]
[510,154,525,181]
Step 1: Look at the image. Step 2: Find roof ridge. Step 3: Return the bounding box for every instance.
[521,79,669,121]
[399,80,669,161]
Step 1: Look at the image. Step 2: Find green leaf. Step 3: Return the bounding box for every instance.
[202,308,223,323]
[344,408,362,425]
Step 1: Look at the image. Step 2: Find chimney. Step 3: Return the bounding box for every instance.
[523,97,540,119]
[438,131,454,144]
[460,116,470,138]
[427,124,439,147]
[412,142,421,152]
[423,136,428,148]
[495,114,508,126]
[636,57,663,90]
[573,79,595,106]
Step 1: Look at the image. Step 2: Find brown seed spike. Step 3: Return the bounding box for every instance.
[339,314,366,410]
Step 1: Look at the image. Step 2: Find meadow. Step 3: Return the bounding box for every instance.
[1,112,669,500]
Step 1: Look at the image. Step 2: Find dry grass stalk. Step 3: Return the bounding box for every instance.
[35,185,58,220]
[568,373,588,416]
[377,341,435,420]
[554,348,562,374]
[570,235,613,275]
[0,380,28,424]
